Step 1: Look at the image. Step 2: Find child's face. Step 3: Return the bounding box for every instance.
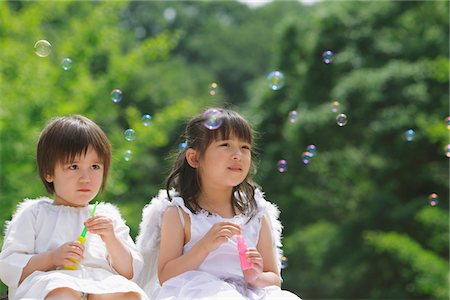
[198,134,251,189]
[45,146,104,207]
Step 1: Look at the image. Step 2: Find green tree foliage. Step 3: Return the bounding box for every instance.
[1,0,448,298]
[247,1,449,298]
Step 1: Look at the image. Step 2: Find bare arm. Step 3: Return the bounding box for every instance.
[244,215,281,288]
[19,241,84,284]
[158,207,240,284]
[85,215,133,279]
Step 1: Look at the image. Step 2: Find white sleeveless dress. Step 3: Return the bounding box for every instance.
[136,189,300,300]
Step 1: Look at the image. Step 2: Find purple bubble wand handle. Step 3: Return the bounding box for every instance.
[237,235,252,270]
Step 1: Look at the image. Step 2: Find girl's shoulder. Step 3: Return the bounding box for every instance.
[11,196,53,217]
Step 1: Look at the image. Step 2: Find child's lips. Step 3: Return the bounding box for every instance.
[78,188,91,192]
[228,166,242,171]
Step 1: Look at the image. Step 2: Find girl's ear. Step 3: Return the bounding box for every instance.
[45,174,54,183]
[185,148,199,168]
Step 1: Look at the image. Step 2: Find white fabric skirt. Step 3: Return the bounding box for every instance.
[155,270,300,300]
[14,267,148,300]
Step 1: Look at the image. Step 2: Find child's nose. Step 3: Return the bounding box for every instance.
[80,170,91,182]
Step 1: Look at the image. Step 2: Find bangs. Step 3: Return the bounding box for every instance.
[55,123,108,164]
[209,111,253,144]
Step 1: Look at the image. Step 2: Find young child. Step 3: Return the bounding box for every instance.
[0,115,148,300]
[137,108,300,299]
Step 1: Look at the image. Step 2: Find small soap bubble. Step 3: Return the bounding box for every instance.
[61,58,73,71]
[288,111,298,123]
[446,116,450,130]
[302,152,313,164]
[124,129,135,141]
[322,50,334,63]
[281,256,288,269]
[336,114,348,126]
[267,71,285,91]
[111,89,122,103]
[209,82,219,96]
[277,160,287,172]
[202,108,223,130]
[123,150,133,161]
[34,40,52,57]
[429,193,438,206]
[178,140,187,151]
[403,129,415,141]
[142,114,152,126]
[446,144,450,158]
[306,145,317,157]
[331,101,340,113]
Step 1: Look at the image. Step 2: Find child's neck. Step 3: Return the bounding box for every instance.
[198,188,235,218]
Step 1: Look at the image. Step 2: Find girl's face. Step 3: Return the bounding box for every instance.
[45,146,104,207]
[197,134,251,189]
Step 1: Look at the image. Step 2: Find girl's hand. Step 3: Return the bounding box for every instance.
[84,215,116,242]
[50,241,84,268]
[199,221,240,253]
[243,247,264,285]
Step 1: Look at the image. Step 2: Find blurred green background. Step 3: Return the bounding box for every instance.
[0,0,448,298]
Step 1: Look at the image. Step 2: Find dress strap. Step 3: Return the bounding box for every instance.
[176,205,185,228]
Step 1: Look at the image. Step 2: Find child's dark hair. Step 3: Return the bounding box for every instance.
[37,115,112,194]
[166,108,258,218]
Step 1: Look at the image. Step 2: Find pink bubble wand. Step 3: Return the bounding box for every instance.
[237,235,252,270]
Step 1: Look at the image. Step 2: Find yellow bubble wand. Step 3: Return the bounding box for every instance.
[64,201,98,270]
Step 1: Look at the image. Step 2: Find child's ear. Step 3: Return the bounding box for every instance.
[185,148,199,168]
[45,174,54,183]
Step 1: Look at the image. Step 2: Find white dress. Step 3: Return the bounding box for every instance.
[0,197,148,300]
[136,189,300,300]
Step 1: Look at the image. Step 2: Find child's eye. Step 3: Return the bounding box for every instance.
[242,145,251,150]
[92,164,102,170]
[219,143,229,147]
[68,164,78,170]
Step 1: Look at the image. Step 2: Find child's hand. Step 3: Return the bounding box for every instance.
[199,221,240,253]
[242,247,263,285]
[84,215,116,242]
[51,241,84,268]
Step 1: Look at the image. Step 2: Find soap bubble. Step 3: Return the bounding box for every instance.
[209,82,219,96]
[331,101,340,113]
[281,256,288,269]
[288,111,298,123]
[202,108,223,130]
[336,114,348,126]
[142,114,152,126]
[277,160,287,172]
[306,145,317,157]
[429,193,438,206]
[34,40,52,57]
[267,71,285,91]
[178,140,187,151]
[111,89,122,103]
[322,50,333,63]
[124,129,135,141]
[123,150,132,161]
[302,152,313,164]
[403,129,415,141]
[61,58,73,71]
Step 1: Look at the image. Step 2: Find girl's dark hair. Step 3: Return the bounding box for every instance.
[37,115,112,194]
[166,108,258,218]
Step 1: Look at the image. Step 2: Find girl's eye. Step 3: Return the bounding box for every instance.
[242,145,251,150]
[92,164,102,170]
[68,164,78,170]
[219,143,229,147]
